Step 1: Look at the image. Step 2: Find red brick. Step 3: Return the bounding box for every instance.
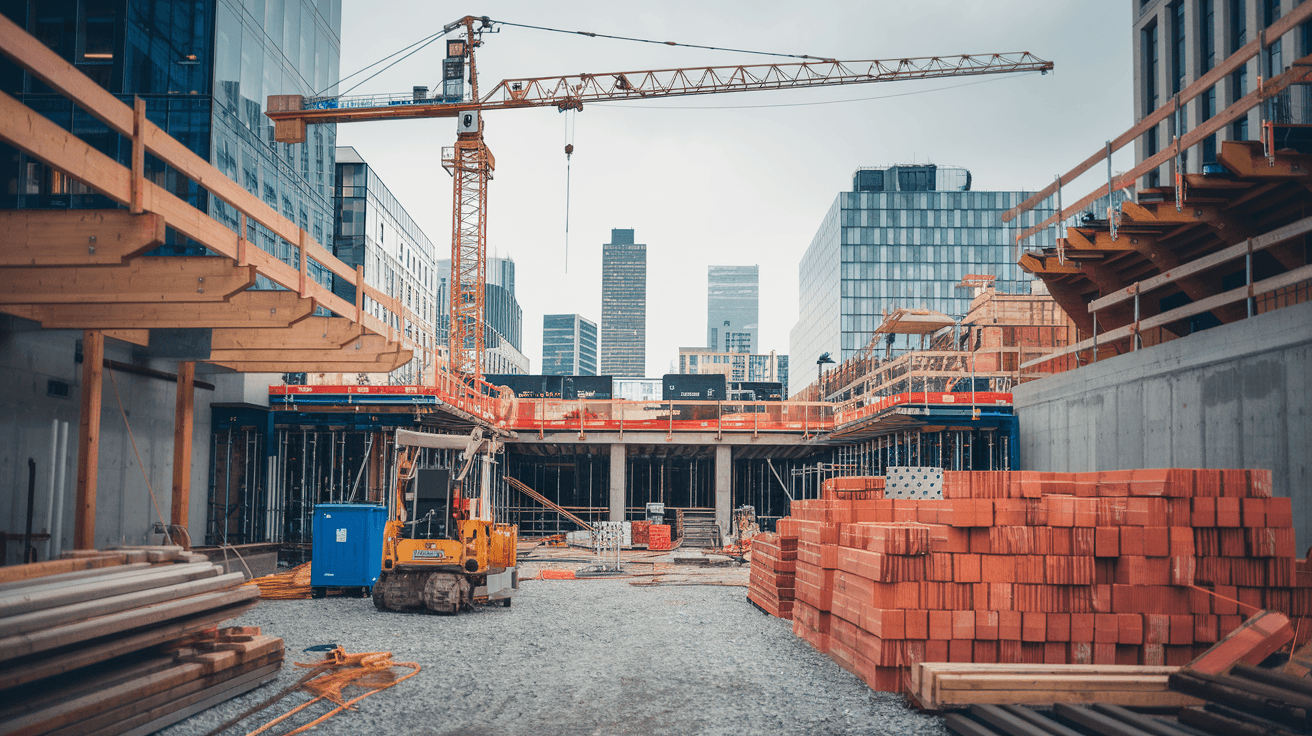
[1143,614,1170,646]
[952,610,976,641]
[905,610,928,640]
[1169,527,1195,556]
[1073,498,1098,527]
[974,640,1000,664]
[924,639,949,663]
[1095,527,1119,557]
[998,610,1023,640]
[949,639,973,662]
[1046,613,1071,642]
[1268,497,1293,527]
[1192,497,1216,527]
[1241,498,1266,527]
[954,553,981,583]
[1216,497,1242,527]
[1119,527,1145,556]
[976,610,1000,640]
[1094,613,1119,643]
[1070,613,1095,643]
[980,555,1015,583]
[1118,613,1144,645]
[928,610,953,640]
[1142,527,1170,557]
[1044,642,1068,664]
[1022,612,1047,643]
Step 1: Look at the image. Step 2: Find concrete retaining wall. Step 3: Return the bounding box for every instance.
[1014,299,1312,547]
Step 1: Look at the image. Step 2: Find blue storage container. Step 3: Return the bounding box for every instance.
[311,504,388,596]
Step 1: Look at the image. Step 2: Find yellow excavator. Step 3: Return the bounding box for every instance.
[372,428,518,613]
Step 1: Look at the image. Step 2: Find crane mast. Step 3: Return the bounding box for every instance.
[266,17,1053,381]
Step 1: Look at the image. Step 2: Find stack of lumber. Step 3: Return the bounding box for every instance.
[0,627,282,736]
[747,532,796,619]
[0,546,270,735]
[759,468,1312,693]
[911,662,1200,710]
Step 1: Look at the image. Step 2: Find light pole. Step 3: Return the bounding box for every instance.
[816,352,835,402]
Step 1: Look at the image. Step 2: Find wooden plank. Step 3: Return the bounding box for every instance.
[0,210,164,266]
[0,562,219,617]
[933,689,1201,708]
[74,330,103,551]
[0,553,131,586]
[0,600,257,689]
[0,571,244,640]
[0,562,154,592]
[6,290,319,330]
[211,350,414,374]
[111,663,282,736]
[1089,214,1312,313]
[936,674,1172,691]
[0,653,178,721]
[0,258,257,304]
[0,581,257,661]
[171,361,194,531]
[209,316,365,351]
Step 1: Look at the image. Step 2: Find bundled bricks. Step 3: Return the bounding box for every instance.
[748,468,1312,693]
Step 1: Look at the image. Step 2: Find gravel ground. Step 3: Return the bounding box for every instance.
[162,571,947,736]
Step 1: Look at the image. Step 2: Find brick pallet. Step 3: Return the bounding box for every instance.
[748,533,796,618]
[753,468,1312,695]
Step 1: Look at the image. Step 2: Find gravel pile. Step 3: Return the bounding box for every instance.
[162,578,946,736]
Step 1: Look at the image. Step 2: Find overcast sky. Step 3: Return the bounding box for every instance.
[335,1,1134,377]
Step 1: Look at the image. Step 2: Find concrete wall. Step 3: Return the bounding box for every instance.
[1014,299,1312,547]
[0,325,212,559]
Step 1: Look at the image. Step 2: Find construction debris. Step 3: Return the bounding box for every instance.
[0,547,271,735]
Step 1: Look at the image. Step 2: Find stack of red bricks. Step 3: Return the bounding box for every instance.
[770,468,1311,693]
[823,475,887,500]
[748,532,797,618]
[648,523,672,551]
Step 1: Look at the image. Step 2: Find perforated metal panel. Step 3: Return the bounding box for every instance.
[884,466,943,500]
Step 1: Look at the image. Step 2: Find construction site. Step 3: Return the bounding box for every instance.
[0,2,1311,735]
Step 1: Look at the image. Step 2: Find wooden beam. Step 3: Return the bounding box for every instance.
[74,330,103,550]
[212,350,413,374]
[2,290,318,330]
[209,316,365,351]
[1066,228,1156,252]
[0,210,164,266]
[205,341,402,364]
[1219,140,1312,180]
[102,330,150,347]
[170,361,194,534]
[0,258,257,304]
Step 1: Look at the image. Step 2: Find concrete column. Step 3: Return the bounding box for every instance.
[609,443,626,522]
[715,445,732,541]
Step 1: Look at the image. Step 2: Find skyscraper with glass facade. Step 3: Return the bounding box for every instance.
[436,256,528,375]
[601,228,646,377]
[542,314,598,376]
[707,265,758,353]
[0,0,341,279]
[788,164,1055,396]
[332,147,437,384]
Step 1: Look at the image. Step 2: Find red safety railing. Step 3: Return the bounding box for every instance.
[831,391,1013,428]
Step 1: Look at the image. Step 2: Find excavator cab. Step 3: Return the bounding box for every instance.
[408,468,452,540]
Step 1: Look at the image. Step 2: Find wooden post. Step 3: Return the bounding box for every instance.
[298,228,308,297]
[130,97,145,214]
[170,361,195,535]
[354,264,364,324]
[74,330,103,550]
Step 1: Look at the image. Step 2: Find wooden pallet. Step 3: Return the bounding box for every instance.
[911,662,1203,711]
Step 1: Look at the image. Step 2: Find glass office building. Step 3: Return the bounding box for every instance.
[542,314,598,376]
[600,228,646,378]
[332,147,437,384]
[0,0,340,287]
[788,164,1055,395]
[436,256,528,375]
[707,265,758,353]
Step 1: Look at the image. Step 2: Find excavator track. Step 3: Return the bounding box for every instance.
[373,569,472,614]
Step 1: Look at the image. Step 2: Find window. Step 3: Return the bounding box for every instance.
[1201,0,1216,73]
[1146,126,1161,187]
[1231,0,1249,103]
[1202,86,1218,162]
[1144,20,1160,111]
[1171,1,1186,94]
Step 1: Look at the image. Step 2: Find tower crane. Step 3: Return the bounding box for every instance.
[266,15,1053,380]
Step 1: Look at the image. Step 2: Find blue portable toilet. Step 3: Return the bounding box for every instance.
[311,504,388,598]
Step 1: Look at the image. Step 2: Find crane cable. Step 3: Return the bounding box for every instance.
[489,19,833,61]
[563,109,576,272]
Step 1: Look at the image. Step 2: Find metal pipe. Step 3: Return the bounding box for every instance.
[43,420,58,559]
[51,421,69,557]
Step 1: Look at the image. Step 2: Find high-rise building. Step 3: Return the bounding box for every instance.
[707,265,759,353]
[788,164,1055,396]
[600,228,646,377]
[332,147,437,384]
[1131,0,1311,185]
[0,0,341,264]
[542,314,598,376]
[678,348,786,384]
[436,257,528,375]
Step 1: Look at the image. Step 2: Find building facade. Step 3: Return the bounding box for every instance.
[600,228,646,377]
[1132,0,1312,185]
[678,348,787,386]
[788,164,1055,396]
[707,265,759,353]
[542,314,598,376]
[436,256,528,375]
[332,146,437,384]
